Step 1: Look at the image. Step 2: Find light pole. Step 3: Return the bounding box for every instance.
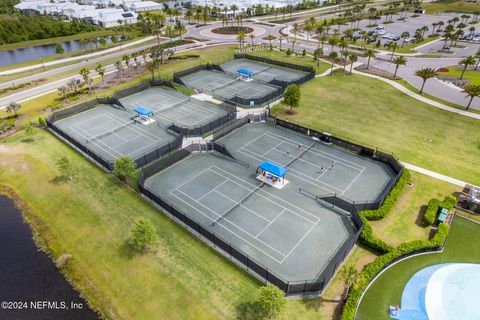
[40,58,45,70]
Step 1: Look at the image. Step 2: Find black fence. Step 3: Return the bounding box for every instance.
[46,96,184,171]
[167,103,236,137]
[138,150,362,296]
[212,111,267,140]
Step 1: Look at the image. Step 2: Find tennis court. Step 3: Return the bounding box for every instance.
[144,124,395,282]
[55,105,178,163]
[179,70,279,100]
[220,59,308,83]
[119,87,231,127]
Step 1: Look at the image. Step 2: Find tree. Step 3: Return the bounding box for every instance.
[55,156,73,180]
[313,48,323,67]
[392,55,407,78]
[283,84,300,114]
[24,122,35,140]
[79,67,91,93]
[340,265,359,298]
[6,102,21,116]
[237,31,245,48]
[55,43,64,54]
[147,60,157,81]
[462,84,480,110]
[95,64,106,87]
[400,31,410,47]
[475,48,480,71]
[364,49,376,70]
[114,156,136,183]
[328,51,338,75]
[57,86,68,105]
[265,34,276,48]
[348,52,358,75]
[415,68,436,94]
[459,55,476,79]
[249,33,255,46]
[328,36,339,52]
[388,41,397,61]
[128,219,158,252]
[38,116,47,128]
[257,285,287,319]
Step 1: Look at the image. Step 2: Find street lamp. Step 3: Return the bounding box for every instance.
[40,58,45,71]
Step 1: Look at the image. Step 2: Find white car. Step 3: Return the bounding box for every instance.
[404,37,413,43]
[376,25,385,30]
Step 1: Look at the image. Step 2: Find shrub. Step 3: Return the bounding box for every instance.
[424,198,440,225]
[168,54,200,60]
[129,219,158,252]
[38,116,47,127]
[257,285,287,319]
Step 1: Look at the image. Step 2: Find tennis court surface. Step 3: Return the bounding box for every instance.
[220,59,308,83]
[119,87,231,128]
[55,105,179,164]
[144,123,395,282]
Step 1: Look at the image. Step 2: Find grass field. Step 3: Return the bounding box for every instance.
[421,1,480,14]
[356,216,480,320]
[270,73,480,185]
[248,49,331,74]
[437,65,480,86]
[369,171,460,247]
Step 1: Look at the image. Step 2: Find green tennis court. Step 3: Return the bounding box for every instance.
[220,59,308,83]
[144,123,396,283]
[119,87,231,128]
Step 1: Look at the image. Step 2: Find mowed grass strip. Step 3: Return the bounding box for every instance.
[437,66,480,86]
[271,73,480,185]
[0,130,334,320]
[356,216,480,320]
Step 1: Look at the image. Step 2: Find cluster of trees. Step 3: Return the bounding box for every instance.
[0,15,98,45]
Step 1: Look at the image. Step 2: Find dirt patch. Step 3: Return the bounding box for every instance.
[355,65,396,79]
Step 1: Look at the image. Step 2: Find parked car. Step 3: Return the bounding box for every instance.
[443,45,450,50]
[376,25,385,30]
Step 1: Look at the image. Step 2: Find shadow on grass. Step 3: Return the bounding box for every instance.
[49,176,73,185]
[235,301,265,320]
[301,294,345,318]
[118,241,141,260]
[20,138,34,143]
[415,205,429,228]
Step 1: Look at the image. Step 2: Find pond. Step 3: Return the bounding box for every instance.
[0,36,122,67]
[0,195,98,319]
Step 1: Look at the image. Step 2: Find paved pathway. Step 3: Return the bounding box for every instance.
[402,162,472,188]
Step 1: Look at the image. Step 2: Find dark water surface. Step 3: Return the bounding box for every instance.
[0,195,98,320]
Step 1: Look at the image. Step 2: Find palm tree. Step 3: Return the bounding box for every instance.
[392,56,407,78]
[265,34,276,48]
[95,64,106,87]
[459,55,476,79]
[462,84,480,110]
[304,21,314,42]
[237,31,245,48]
[249,33,255,46]
[292,23,300,50]
[278,37,284,50]
[415,68,436,94]
[6,102,21,116]
[328,51,338,75]
[328,36,339,52]
[79,67,91,93]
[348,52,358,75]
[401,31,410,47]
[388,41,397,61]
[364,49,376,69]
[475,48,480,71]
[342,49,350,73]
[313,48,323,67]
[115,60,123,79]
[340,265,359,298]
[146,60,156,81]
[122,54,131,75]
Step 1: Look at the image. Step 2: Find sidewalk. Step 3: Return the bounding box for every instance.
[402,162,472,188]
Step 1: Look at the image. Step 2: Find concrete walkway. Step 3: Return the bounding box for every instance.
[402,162,472,188]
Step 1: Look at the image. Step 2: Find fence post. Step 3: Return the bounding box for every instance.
[333,194,336,208]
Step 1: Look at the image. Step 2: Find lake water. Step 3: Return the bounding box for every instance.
[0,36,118,67]
[0,195,98,320]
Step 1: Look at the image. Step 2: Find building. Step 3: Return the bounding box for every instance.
[128,1,163,12]
[94,11,138,27]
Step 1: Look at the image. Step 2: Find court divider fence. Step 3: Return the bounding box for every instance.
[136,111,403,295]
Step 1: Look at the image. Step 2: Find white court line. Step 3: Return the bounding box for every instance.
[106,113,159,141]
[261,140,285,156]
[69,125,122,158]
[279,220,319,264]
[255,208,286,239]
[264,131,365,171]
[341,167,366,195]
[197,179,229,201]
[171,188,287,259]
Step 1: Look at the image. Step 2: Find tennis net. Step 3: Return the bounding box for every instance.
[213,78,238,92]
[86,120,135,143]
[285,142,315,167]
[212,183,263,226]
[253,65,272,75]
[161,97,190,113]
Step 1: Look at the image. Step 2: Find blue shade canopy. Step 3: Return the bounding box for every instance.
[258,161,288,177]
[133,106,153,116]
[237,68,253,75]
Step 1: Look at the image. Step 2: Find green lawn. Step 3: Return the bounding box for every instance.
[270,73,480,185]
[437,66,480,86]
[421,1,480,14]
[356,216,480,320]
[247,49,331,74]
[369,171,460,247]
[0,129,336,320]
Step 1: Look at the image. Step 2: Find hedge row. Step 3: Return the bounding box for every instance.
[423,196,457,225]
[341,223,450,320]
[358,170,411,254]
